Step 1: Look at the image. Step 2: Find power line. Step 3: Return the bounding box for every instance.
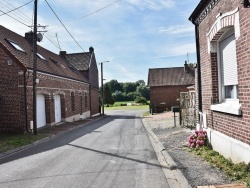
[0,0,33,18]
[44,0,85,52]
[0,4,30,24]
[48,0,122,32]
[0,8,31,27]
[79,0,122,20]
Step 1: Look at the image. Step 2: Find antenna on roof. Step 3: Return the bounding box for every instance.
[56,33,61,51]
[187,53,189,64]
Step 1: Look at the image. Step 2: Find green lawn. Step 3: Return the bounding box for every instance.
[105,105,149,111]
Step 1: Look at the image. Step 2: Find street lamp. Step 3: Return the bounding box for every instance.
[99,61,109,115]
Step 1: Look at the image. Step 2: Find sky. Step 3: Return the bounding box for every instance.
[0,0,200,84]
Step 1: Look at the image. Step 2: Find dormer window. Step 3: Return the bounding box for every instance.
[37,53,46,60]
[49,57,59,65]
[49,57,66,68]
[6,39,25,52]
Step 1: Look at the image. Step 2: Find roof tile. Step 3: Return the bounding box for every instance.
[148,67,195,86]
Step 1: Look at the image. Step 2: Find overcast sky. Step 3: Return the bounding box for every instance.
[0,0,200,84]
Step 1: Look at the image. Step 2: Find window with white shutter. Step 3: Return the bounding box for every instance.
[210,27,241,115]
[218,28,238,101]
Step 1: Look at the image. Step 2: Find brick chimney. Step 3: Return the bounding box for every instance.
[59,51,67,59]
[184,61,189,73]
[89,46,94,53]
[25,31,34,43]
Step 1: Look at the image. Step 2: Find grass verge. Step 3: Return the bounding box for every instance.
[187,146,250,187]
[105,105,149,111]
[0,133,49,153]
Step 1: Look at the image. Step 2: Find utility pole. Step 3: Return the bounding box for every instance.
[101,63,104,115]
[100,61,109,115]
[32,0,38,135]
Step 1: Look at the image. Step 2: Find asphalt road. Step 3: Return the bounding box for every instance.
[0,110,169,188]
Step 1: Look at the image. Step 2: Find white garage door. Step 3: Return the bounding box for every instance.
[37,94,46,128]
[54,95,62,123]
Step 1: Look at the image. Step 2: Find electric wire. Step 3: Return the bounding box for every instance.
[0,8,31,27]
[79,0,121,20]
[1,0,33,25]
[0,0,33,17]
[44,0,85,52]
[0,4,31,24]
[44,31,61,49]
[48,0,121,32]
[43,0,98,72]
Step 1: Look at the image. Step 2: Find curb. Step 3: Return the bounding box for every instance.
[142,118,192,188]
[0,116,106,160]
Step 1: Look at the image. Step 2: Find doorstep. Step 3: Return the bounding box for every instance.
[197,183,246,188]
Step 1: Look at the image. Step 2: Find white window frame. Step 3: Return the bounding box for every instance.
[211,27,241,115]
[36,52,46,60]
[8,40,25,52]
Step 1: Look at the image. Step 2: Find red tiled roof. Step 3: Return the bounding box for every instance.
[0,25,88,83]
[148,67,195,87]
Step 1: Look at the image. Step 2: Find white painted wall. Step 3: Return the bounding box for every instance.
[65,111,91,122]
[205,128,250,164]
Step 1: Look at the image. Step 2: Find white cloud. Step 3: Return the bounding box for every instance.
[163,43,196,56]
[159,24,194,34]
[126,0,175,10]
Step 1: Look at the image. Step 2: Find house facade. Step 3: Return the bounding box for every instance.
[148,65,195,113]
[0,25,99,133]
[189,0,250,163]
[60,47,99,116]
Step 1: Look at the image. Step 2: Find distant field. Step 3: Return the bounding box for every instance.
[105,105,149,111]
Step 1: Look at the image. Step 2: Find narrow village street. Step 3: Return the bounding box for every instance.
[0,110,169,188]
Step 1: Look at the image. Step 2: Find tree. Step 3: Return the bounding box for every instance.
[123,82,137,94]
[136,85,150,100]
[135,80,145,86]
[127,91,137,101]
[108,79,123,93]
[112,90,124,101]
[103,83,115,105]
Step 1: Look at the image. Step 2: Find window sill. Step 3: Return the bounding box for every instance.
[211,103,242,115]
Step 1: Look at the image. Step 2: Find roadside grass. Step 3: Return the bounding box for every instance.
[187,146,250,187]
[113,101,133,106]
[142,111,150,116]
[105,105,149,111]
[0,133,49,153]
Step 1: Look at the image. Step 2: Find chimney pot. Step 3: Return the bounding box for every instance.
[25,31,34,43]
[184,61,189,73]
[89,46,94,53]
[59,51,67,59]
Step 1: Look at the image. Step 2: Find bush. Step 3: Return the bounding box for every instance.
[135,96,148,105]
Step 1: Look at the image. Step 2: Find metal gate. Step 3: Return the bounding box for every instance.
[179,91,196,129]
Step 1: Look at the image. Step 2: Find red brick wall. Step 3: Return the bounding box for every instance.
[90,88,99,115]
[0,48,24,132]
[25,71,90,127]
[150,85,189,111]
[0,48,93,132]
[196,1,250,145]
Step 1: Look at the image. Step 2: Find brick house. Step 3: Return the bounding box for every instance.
[148,64,195,113]
[60,47,99,116]
[0,25,99,133]
[189,0,250,163]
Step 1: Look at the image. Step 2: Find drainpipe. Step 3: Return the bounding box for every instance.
[194,23,202,113]
[89,84,91,116]
[23,69,31,133]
